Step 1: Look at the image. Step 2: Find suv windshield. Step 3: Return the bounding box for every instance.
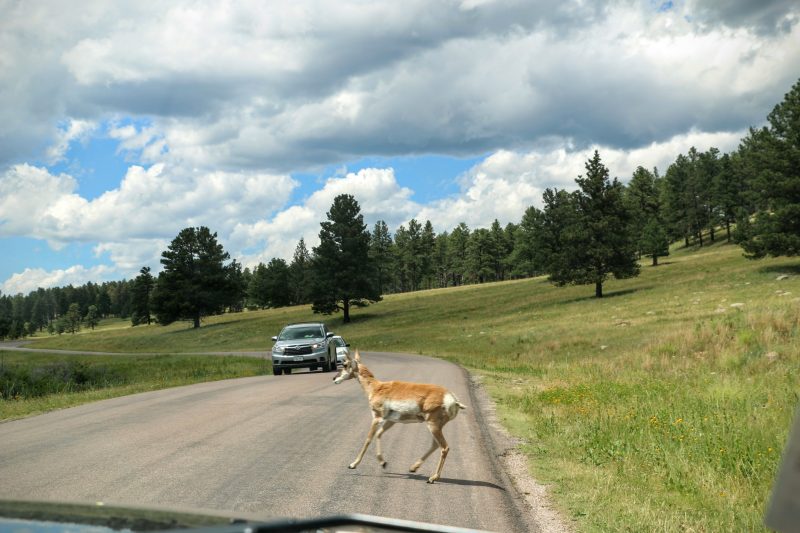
[278,326,324,341]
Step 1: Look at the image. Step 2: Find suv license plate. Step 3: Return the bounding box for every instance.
[293,356,303,362]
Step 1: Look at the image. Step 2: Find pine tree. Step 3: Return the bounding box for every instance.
[289,238,313,305]
[131,266,154,325]
[65,303,81,334]
[640,218,670,266]
[85,305,99,330]
[446,223,470,286]
[311,194,381,323]
[368,221,393,294]
[545,151,640,297]
[737,78,800,258]
[151,226,237,328]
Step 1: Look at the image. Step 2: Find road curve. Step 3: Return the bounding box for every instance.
[0,352,537,532]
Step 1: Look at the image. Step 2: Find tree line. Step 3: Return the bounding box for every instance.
[1,77,797,336]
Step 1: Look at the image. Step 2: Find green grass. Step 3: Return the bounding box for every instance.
[16,240,800,531]
[0,351,268,421]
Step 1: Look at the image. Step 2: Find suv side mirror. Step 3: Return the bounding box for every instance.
[326,332,334,338]
[271,336,278,342]
[345,343,350,347]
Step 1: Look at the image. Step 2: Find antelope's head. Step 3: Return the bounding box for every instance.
[333,349,360,384]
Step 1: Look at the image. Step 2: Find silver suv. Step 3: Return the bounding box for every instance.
[270,322,338,375]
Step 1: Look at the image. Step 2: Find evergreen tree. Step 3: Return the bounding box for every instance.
[96,288,112,317]
[131,266,155,325]
[368,221,394,295]
[432,231,450,288]
[465,228,494,283]
[263,258,292,308]
[311,194,381,323]
[716,152,749,243]
[507,206,542,278]
[248,262,270,308]
[420,220,437,289]
[289,238,313,304]
[663,154,693,246]
[85,305,100,330]
[697,147,722,243]
[151,226,236,328]
[625,166,660,254]
[226,260,247,312]
[640,218,670,266]
[737,78,800,258]
[446,223,470,286]
[545,151,640,297]
[65,303,81,334]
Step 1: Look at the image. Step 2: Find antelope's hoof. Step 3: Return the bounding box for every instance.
[348,463,357,469]
[380,461,387,468]
[427,477,437,484]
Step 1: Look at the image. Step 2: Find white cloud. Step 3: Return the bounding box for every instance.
[233,167,418,267]
[45,119,97,164]
[0,162,296,247]
[2,1,797,170]
[413,129,746,231]
[2,265,116,296]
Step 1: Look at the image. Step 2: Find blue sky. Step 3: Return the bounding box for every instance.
[1,0,798,294]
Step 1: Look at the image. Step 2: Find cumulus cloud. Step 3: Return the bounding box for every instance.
[1,1,798,170]
[2,265,116,296]
[232,167,418,266]
[46,119,97,164]
[0,162,296,245]
[413,128,746,231]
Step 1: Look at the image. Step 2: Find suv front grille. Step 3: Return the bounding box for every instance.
[284,346,313,355]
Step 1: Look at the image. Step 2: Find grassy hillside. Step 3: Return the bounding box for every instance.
[21,240,800,531]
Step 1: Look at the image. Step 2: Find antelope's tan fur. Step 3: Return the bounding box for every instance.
[333,350,466,483]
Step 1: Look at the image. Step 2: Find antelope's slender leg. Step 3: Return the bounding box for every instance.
[350,417,381,469]
[409,436,439,473]
[374,420,395,467]
[427,424,449,484]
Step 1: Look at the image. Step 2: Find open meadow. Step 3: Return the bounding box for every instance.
[10,240,800,532]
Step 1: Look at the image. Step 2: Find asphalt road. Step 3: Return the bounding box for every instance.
[0,352,537,532]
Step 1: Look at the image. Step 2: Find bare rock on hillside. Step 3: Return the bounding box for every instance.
[776,274,790,280]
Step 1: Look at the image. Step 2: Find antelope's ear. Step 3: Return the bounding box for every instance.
[354,349,361,362]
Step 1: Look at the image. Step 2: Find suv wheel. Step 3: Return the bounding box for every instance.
[272,367,281,376]
[282,368,292,375]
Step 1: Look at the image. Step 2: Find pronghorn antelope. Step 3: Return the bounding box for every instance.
[333,350,466,483]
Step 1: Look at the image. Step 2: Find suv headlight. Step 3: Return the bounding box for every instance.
[273,346,285,355]
[311,343,321,349]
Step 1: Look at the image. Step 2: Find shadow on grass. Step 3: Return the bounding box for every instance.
[558,287,650,305]
[161,317,252,337]
[325,309,401,328]
[758,263,800,275]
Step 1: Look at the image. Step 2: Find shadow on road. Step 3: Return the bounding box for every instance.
[352,470,506,490]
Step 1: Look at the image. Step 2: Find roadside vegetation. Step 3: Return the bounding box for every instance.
[8,240,799,531]
[0,352,267,421]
